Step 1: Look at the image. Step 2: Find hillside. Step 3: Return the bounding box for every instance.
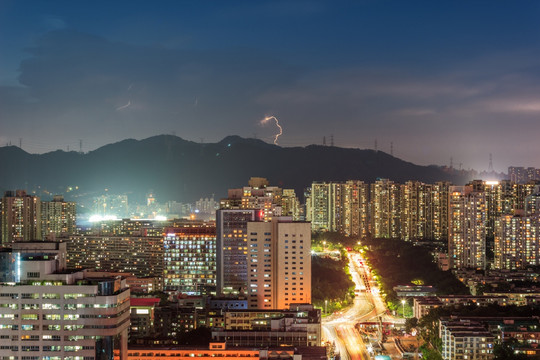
[0,135,471,203]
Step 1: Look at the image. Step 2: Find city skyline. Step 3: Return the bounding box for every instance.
[1,1,540,171]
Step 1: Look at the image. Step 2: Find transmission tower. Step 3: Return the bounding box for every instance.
[488,153,494,172]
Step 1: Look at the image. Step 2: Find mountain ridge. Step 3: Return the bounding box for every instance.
[0,135,472,204]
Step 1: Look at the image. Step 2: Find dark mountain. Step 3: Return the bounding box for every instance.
[0,135,471,203]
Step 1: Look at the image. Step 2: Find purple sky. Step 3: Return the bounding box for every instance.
[1,1,540,172]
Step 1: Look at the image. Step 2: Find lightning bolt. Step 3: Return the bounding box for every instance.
[260,115,283,145]
[116,100,131,111]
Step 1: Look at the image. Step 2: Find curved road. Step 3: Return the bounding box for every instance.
[322,252,391,360]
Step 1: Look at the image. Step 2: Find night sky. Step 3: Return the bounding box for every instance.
[1,1,540,172]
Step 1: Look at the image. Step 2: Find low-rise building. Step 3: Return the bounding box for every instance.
[130,297,161,341]
[113,342,326,360]
[413,297,442,319]
[212,304,321,347]
[440,319,494,360]
[394,285,437,297]
[438,295,509,307]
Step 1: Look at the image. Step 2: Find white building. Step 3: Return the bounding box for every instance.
[0,242,130,360]
[246,217,311,310]
[440,319,494,360]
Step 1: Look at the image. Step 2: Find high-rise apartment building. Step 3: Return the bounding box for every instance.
[216,179,302,296]
[448,186,487,270]
[430,181,451,241]
[163,223,216,296]
[0,241,130,360]
[307,182,333,232]
[307,181,369,237]
[41,195,77,239]
[494,214,540,270]
[1,190,41,245]
[525,189,540,216]
[370,179,401,238]
[281,189,301,220]
[339,180,369,237]
[465,180,538,239]
[216,209,256,295]
[246,217,311,310]
[508,166,540,184]
[400,181,433,241]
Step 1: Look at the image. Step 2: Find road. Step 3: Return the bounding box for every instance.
[322,251,395,360]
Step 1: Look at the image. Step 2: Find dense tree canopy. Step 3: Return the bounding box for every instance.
[312,254,355,305]
[361,238,469,301]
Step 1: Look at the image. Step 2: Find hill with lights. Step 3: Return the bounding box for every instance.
[0,135,472,203]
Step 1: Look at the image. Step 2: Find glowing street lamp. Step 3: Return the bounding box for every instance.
[401,299,406,318]
[325,299,328,314]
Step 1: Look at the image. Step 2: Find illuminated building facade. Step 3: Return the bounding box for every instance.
[399,181,431,241]
[1,190,41,245]
[0,242,130,360]
[509,166,540,184]
[307,181,369,237]
[246,217,311,310]
[67,235,164,278]
[494,214,540,270]
[130,297,161,340]
[85,218,170,237]
[307,182,332,232]
[213,304,321,347]
[216,209,256,295]
[113,343,264,360]
[370,179,401,238]
[448,186,487,270]
[41,195,76,238]
[440,319,494,360]
[219,178,293,223]
[339,180,369,237]
[431,181,450,241]
[163,224,216,296]
[525,190,540,216]
[281,189,301,220]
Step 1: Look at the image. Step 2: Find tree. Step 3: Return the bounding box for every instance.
[405,317,418,334]
[493,339,527,360]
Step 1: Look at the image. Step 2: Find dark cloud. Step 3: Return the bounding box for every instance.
[3,30,300,150]
[1,26,540,171]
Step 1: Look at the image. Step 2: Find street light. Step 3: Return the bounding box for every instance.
[325,299,328,314]
[401,299,406,318]
[323,241,326,252]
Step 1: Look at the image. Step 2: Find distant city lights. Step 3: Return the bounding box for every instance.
[88,214,119,222]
